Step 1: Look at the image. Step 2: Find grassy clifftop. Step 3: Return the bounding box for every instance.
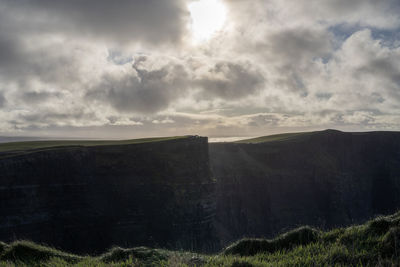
[0,136,189,153]
[234,131,314,144]
[1,211,399,266]
[234,129,398,144]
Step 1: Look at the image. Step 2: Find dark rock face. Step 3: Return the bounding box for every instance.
[210,130,400,246]
[0,136,217,254]
[1,130,400,253]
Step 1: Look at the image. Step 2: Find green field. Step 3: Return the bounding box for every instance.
[1,211,399,266]
[235,131,315,144]
[0,136,188,153]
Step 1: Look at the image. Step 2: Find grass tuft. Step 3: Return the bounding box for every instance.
[0,242,8,255]
[366,216,392,235]
[0,241,80,264]
[224,226,319,256]
[230,260,255,267]
[275,226,320,249]
[100,246,168,264]
[381,226,400,257]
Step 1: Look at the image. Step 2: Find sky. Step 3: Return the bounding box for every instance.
[0,0,400,139]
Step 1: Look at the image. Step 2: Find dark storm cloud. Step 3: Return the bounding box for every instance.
[246,28,332,96]
[1,0,189,45]
[12,109,99,131]
[195,62,264,100]
[246,114,281,127]
[0,34,24,77]
[20,111,90,124]
[0,0,192,114]
[0,39,83,86]
[267,28,332,63]
[0,93,6,108]
[357,58,400,86]
[21,91,62,104]
[86,57,266,114]
[364,58,400,102]
[0,0,190,84]
[0,37,19,68]
[87,59,189,114]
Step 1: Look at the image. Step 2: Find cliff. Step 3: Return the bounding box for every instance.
[210,130,400,246]
[1,130,400,254]
[0,136,217,254]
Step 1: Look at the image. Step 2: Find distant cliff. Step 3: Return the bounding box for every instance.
[0,136,217,254]
[210,130,400,246]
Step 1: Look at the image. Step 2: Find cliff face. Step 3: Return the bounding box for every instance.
[210,130,400,246]
[0,136,217,254]
[1,130,400,253]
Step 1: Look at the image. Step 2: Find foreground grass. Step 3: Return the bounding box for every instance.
[1,211,400,266]
[0,136,188,153]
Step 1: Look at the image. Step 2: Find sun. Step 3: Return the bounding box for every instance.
[188,0,227,43]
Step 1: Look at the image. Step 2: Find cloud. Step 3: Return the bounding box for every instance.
[266,28,333,64]
[0,0,191,89]
[195,61,265,100]
[0,0,189,45]
[0,93,6,108]
[0,37,20,70]
[230,0,400,29]
[20,91,62,105]
[86,56,266,113]
[0,0,400,137]
[322,29,400,110]
[86,56,190,114]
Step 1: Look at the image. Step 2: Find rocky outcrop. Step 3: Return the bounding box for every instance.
[0,136,217,254]
[210,130,400,246]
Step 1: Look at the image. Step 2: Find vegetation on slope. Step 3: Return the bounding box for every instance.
[234,129,400,144]
[1,211,400,266]
[234,131,319,144]
[0,136,189,153]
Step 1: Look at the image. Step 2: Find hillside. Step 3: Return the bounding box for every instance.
[210,129,400,247]
[234,131,315,143]
[1,211,399,266]
[234,129,397,144]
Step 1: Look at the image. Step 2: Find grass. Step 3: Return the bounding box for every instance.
[234,129,400,144]
[223,226,319,256]
[0,241,82,266]
[234,131,317,144]
[0,136,189,153]
[1,211,400,266]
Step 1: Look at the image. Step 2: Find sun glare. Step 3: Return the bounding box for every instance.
[188,0,227,43]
